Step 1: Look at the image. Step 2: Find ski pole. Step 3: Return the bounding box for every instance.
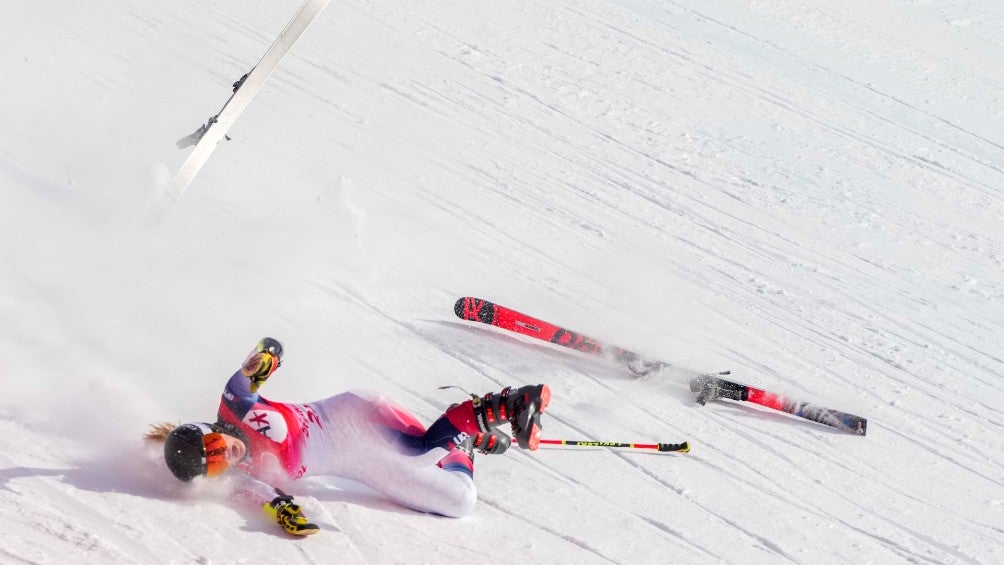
[539,439,690,453]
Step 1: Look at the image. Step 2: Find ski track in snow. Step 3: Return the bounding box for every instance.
[408,320,991,564]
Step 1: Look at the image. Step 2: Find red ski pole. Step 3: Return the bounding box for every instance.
[539,439,690,452]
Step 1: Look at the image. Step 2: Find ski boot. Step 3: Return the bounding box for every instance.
[472,384,551,450]
[461,430,511,455]
[444,384,551,450]
[436,428,511,477]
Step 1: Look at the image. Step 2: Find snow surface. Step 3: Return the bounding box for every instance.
[2,1,1002,563]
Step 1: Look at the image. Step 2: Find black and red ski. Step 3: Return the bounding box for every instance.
[454,297,668,375]
[691,372,867,435]
[454,297,868,435]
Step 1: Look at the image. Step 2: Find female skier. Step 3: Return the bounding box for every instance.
[150,338,551,536]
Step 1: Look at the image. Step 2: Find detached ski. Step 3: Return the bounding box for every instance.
[455,297,868,435]
[454,297,668,375]
[691,372,867,435]
[171,0,331,198]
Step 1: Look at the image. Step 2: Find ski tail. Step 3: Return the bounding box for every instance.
[691,374,867,435]
[454,297,558,339]
[453,297,667,375]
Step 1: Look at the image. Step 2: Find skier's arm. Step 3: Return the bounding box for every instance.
[231,472,280,507]
[222,350,278,405]
[226,339,282,401]
[231,474,319,536]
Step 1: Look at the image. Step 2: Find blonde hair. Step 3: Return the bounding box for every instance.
[144,422,178,442]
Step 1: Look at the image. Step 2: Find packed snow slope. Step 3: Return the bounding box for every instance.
[2,1,1002,563]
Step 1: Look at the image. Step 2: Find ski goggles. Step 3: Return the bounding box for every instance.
[203,432,244,477]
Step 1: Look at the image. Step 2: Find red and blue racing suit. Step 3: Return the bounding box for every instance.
[215,370,479,517]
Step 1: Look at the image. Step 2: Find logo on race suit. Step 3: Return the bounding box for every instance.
[242,410,288,443]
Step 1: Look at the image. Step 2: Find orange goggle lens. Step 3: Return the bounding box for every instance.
[203,433,231,477]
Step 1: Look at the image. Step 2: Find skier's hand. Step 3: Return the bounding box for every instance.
[264,494,319,536]
[242,338,283,393]
[242,352,279,393]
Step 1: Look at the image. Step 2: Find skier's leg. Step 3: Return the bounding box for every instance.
[369,449,478,518]
[369,398,531,517]
[308,388,547,517]
[309,392,480,517]
[372,401,483,516]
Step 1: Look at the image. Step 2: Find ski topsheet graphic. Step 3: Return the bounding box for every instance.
[454,297,867,435]
[171,0,331,199]
[454,297,668,375]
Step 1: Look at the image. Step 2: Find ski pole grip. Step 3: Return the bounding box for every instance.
[657,442,690,452]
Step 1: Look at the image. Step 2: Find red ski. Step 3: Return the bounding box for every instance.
[690,372,867,435]
[454,297,668,375]
[454,297,868,435]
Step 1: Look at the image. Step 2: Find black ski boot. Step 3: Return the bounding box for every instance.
[471,384,551,450]
[460,431,512,455]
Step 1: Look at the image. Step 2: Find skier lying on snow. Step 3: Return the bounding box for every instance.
[148,338,550,536]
